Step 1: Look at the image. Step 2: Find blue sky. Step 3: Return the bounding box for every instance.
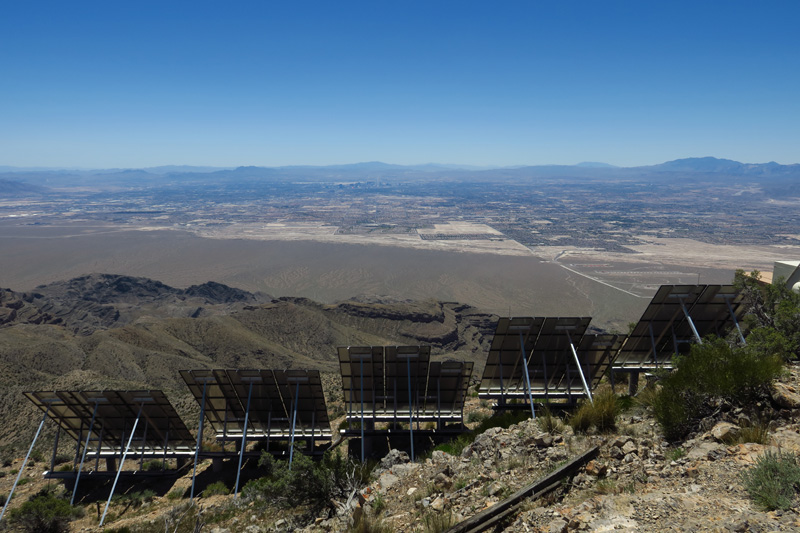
[1,1,798,168]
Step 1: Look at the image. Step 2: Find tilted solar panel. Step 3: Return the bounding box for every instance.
[614,284,744,370]
[24,390,194,456]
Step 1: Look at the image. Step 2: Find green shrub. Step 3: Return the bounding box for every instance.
[202,481,229,497]
[167,488,184,500]
[466,410,488,424]
[421,510,456,533]
[741,450,800,510]
[736,422,771,445]
[8,491,82,533]
[568,389,620,434]
[536,406,563,434]
[735,269,800,360]
[142,459,166,472]
[652,336,783,441]
[350,514,393,533]
[243,449,370,510]
[667,448,685,462]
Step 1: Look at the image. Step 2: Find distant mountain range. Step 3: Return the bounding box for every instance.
[2,157,799,191]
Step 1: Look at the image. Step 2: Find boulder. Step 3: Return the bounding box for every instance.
[771,382,800,409]
[379,449,410,471]
[710,422,740,443]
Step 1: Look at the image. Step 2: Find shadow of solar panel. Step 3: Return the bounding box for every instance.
[614,285,744,370]
[422,361,474,420]
[24,390,194,457]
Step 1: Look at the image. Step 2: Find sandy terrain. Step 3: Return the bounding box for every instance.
[195,221,530,256]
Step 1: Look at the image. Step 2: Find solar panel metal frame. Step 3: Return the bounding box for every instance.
[383,345,431,421]
[525,317,592,399]
[614,284,745,371]
[479,317,599,401]
[273,369,331,439]
[338,346,386,420]
[478,317,544,398]
[23,390,195,457]
[422,361,474,420]
[180,369,332,441]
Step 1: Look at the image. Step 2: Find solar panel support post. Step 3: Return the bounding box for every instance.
[407,356,414,461]
[266,411,272,452]
[95,427,104,471]
[677,297,703,344]
[519,333,536,419]
[360,357,365,462]
[74,421,82,470]
[288,380,300,470]
[101,400,147,527]
[50,424,61,473]
[162,421,170,469]
[190,380,208,501]
[139,418,149,471]
[310,411,316,451]
[725,298,746,345]
[234,380,255,499]
[541,349,549,403]
[437,378,442,431]
[0,403,51,523]
[567,332,593,405]
[71,400,100,506]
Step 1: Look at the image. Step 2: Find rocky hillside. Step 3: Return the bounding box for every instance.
[2,365,799,532]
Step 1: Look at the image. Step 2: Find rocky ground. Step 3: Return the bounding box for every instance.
[2,365,800,532]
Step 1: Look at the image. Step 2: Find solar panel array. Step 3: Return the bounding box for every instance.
[180,369,332,440]
[23,390,195,457]
[478,317,609,400]
[614,284,745,370]
[339,346,473,424]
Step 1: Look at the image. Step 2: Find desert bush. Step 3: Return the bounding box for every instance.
[421,510,456,533]
[735,269,800,360]
[350,514,392,533]
[167,488,184,500]
[536,406,564,434]
[7,490,82,533]
[568,389,620,434]
[243,449,370,510]
[741,450,800,510]
[201,481,229,497]
[142,459,166,471]
[652,336,783,440]
[466,410,488,424]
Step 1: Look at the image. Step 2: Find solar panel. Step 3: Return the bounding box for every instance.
[478,317,544,398]
[338,346,385,421]
[614,284,744,370]
[422,361,474,420]
[23,390,194,457]
[384,345,430,420]
[180,369,332,441]
[478,317,598,402]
